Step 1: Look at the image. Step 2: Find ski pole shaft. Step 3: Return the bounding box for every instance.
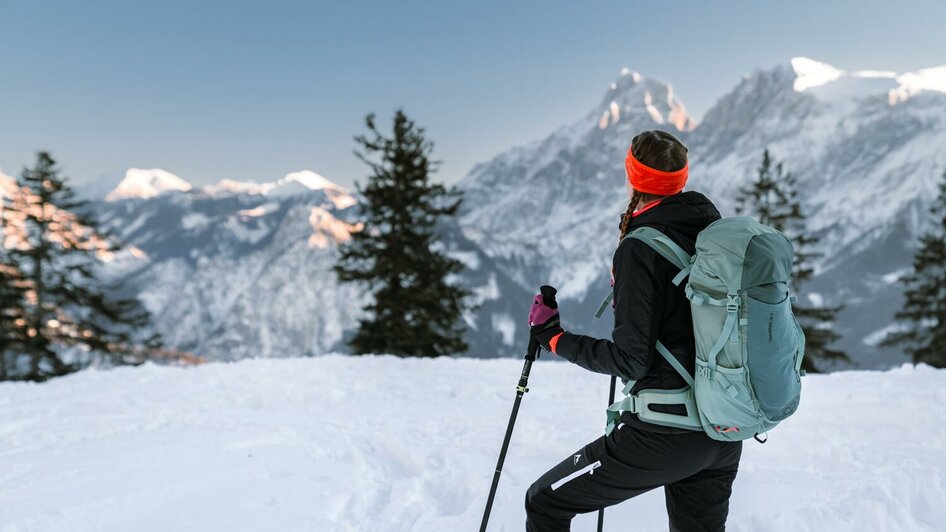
[596,375,617,532]
[480,334,540,532]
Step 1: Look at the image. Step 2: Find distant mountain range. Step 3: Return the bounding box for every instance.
[459,57,946,369]
[4,57,944,368]
[8,168,527,361]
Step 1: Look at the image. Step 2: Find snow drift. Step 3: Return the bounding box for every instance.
[1,357,944,531]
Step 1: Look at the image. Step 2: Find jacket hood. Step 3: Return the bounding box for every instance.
[628,191,720,239]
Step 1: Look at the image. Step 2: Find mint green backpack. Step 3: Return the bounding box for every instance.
[597,216,806,442]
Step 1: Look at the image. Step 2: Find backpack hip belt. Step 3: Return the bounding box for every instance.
[604,340,703,435]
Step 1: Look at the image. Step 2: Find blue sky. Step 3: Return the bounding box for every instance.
[1,0,944,191]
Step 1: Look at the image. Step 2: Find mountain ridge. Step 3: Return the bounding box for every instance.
[458,57,946,368]
[5,57,943,368]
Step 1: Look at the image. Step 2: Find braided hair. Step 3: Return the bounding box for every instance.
[618,130,689,241]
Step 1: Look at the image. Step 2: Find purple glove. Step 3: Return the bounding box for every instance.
[528,285,564,352]
[528,293,559,327]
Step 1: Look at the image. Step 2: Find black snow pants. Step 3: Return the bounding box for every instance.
[525,419,742,532]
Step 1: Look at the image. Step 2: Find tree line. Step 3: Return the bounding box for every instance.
[0,153,168,381]
[3,115,943,381]
[735,149,946,369]
[337,113,944,370]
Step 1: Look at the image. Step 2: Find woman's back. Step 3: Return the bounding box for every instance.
[616,191,720,402]
[525,130,742,532]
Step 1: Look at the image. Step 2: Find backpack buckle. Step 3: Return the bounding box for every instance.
[626,394,642,414]
[726,295,739,313]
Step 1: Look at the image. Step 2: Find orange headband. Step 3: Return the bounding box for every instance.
[625,146,688,196]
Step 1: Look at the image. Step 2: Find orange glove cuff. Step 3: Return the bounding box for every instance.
[549,331,564,354]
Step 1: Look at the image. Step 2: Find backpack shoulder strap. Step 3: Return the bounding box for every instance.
[626,227,692,283]
[594,227,694,319]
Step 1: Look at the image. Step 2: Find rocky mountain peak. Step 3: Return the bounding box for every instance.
[596,67,696,132]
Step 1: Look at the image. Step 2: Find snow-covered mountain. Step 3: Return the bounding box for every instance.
[9,57,941,367]
[688,57,946,246]
[105,168,193,201]
[94,171,530,360]
[460,67,696,302]
[459,57,946,368]
[199,170,357,209]
[94,171,365,360]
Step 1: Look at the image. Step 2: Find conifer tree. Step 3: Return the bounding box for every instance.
[1,152,159,380]
[882,170,946,367]
[0,245,31,380]
[736,149,848,372]
[335,111,472,357]
[0,183,44,379]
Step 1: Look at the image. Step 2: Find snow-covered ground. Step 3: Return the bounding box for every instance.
[1,356,944,531]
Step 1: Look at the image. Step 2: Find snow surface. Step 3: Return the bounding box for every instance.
[181,212,211,231]
[201,178,271,196]
[491,313,516,346]
[862,323,904,347]
[890,66,946,104]
[791,57,842,91]
[105,168,192,201]
[308,207,358,248]
[791,56,946,105]
[1,357,944,531]
[0,169,14,194]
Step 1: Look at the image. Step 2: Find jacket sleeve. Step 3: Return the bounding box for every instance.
[554,238,666,381]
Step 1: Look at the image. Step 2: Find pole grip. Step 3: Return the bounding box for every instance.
[540,285,558,308]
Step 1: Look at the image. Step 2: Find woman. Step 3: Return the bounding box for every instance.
[525,130,742,531]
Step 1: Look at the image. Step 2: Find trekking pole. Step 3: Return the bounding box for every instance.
[480,286,555,532]
[479,334,539,532]
[596,375,618,532]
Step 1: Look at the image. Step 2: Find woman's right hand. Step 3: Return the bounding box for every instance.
[528,286,563,351]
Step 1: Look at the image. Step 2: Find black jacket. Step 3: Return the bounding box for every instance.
[555,191,721,431]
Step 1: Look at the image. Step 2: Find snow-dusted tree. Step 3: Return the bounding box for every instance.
[335,111,472,357]
[736,149,848,372]
[1,152,160,380]
[0,186,41,380]
[0,251,31,380]
[883,170,946,367]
